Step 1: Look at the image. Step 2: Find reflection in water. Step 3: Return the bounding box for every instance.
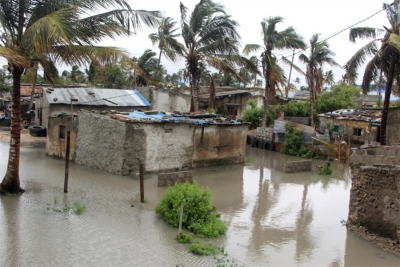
[0,143,398,266]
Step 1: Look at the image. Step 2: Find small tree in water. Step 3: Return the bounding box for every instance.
[155,182,227,238]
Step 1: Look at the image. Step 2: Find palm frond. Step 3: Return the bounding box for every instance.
[206,56,244,83]
[344,40,379,82]
[281,56,305,75]
[0,46,30,68]
[242,44,263,55]
[349,27,385,43]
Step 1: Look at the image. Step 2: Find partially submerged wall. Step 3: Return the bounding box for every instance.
[192,124,247,167]
[256,127,274,141]
[72,111,245,174]
[349,145,400,241]
[158,171,193,187]
[46,116,77,160]
[280,160,312,173]
[387,107,400,146]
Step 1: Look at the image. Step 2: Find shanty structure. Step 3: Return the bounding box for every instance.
[37,88,151,129]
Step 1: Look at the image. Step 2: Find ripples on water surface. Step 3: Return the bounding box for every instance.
[0,143,398,266]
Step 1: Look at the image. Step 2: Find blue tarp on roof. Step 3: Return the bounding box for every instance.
[125,111,208,125]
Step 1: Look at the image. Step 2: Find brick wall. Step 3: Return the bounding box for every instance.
[350,146,400,165]
[256,127,274,141]
[280,160,312,173]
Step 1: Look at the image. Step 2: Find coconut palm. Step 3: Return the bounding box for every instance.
[323,70,335,88]
[0,0,159,194]
[344,3,399,145]
[299,34,339,126]
[149,17,184,65]
[134,49,165,86]
[178,0,257,112]
[243,16,306,127]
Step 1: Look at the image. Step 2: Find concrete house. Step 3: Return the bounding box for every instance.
[37,88,151,129]
[46,110,248,174]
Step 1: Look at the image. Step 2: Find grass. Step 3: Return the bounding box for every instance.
[73,201,86,215]
[47,197,86,215]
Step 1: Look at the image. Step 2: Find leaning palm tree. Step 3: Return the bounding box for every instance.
[243,16,306,127]
[299,34,340,126]
[0,0,159,194]
[344,3,399,145]
[135,49,165,86]
[149,17,184,65]
[179,0,257,112]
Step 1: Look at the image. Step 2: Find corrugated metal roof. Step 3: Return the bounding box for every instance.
[44,88,151,107]
[123,111,208,125]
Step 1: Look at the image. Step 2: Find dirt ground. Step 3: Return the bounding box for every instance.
[347,224,400,257]
[0,129,47,144]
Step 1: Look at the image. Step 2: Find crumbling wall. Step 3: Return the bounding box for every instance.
[387,107,400,146]
[349,145,400,241]
[349,164,400,240]
[280,160,312,173]
[192,124,247,167]
[46,116,77,159]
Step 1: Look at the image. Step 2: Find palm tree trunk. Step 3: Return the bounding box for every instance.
[380,53,397,145]
[286,49,295,98]
[261,60,270,127]
[28,63,38,111]
[378,69,383,108]
[1,66,25,194]
[309,88,314,127]
[158,49,162,66]
[208,77,216,109]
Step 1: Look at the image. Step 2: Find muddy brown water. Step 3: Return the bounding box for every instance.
[0,142,399,266]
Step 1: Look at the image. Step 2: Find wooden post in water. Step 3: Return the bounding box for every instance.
[64,131,70,193]
[140,164,144,203]
[178,202,184,234]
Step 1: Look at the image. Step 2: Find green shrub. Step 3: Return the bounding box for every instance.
[318,165,332,175]
[283,100,310,117]
[242,100,281,129]
[176,232,193,243]
[189,243,217,255]
[281,123,314,158]
[155,182,227,238]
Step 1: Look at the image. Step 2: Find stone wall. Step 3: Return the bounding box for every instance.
[349,164,400,240]
[349,145,400,241]
[280,160,312,173]
[387,107,400,146]
[256,127,274,141]
[158,171,193,187]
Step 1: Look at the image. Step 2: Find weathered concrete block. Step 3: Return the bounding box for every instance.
[372,155,383,164]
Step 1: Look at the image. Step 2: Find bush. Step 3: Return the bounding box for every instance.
[283,100,310,117]
[281,123,314,158]
[176,232,193,243]
[155,182,227,238]
[242,100,281,129]
[318,165,332,175]
[189,243,218,255]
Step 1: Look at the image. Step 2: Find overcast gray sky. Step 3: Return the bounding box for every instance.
[101,0,387,86]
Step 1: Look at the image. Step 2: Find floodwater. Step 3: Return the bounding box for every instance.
[0,142,398,267]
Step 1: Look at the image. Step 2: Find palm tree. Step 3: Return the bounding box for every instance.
[299,34,339,126]
[323,70,335,89]
[294,77,301,88]
[243,16,306,127]
[0,0,159,194]
[134,49,164,86]
[344,3,398,145]
[149,17,184,65]
[178,0,256,112]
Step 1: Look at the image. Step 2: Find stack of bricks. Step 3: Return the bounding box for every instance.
[158,171,193,187]
[256,127,274,141]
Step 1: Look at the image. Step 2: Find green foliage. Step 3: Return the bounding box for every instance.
[208,108,216,114]
[318,165,332,175]
[243,100,281,129]
[283,100,310,117]
[326,120,335,132]
[315,84,360,114]
[189,243,217,255]
[93,64,129,88]
[73,201,86,215]
[155,182,227,238]
[176,232,193,243]
[340,219,347,226]
[281,123,314,158]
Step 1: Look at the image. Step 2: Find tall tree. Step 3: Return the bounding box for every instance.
[243,16,306,127]
[149,17,184,65]
[299,34,339,126]
[134,49,165,86]
[178,0,256,112]
[0,0,159,194]
[344,3,399,145]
